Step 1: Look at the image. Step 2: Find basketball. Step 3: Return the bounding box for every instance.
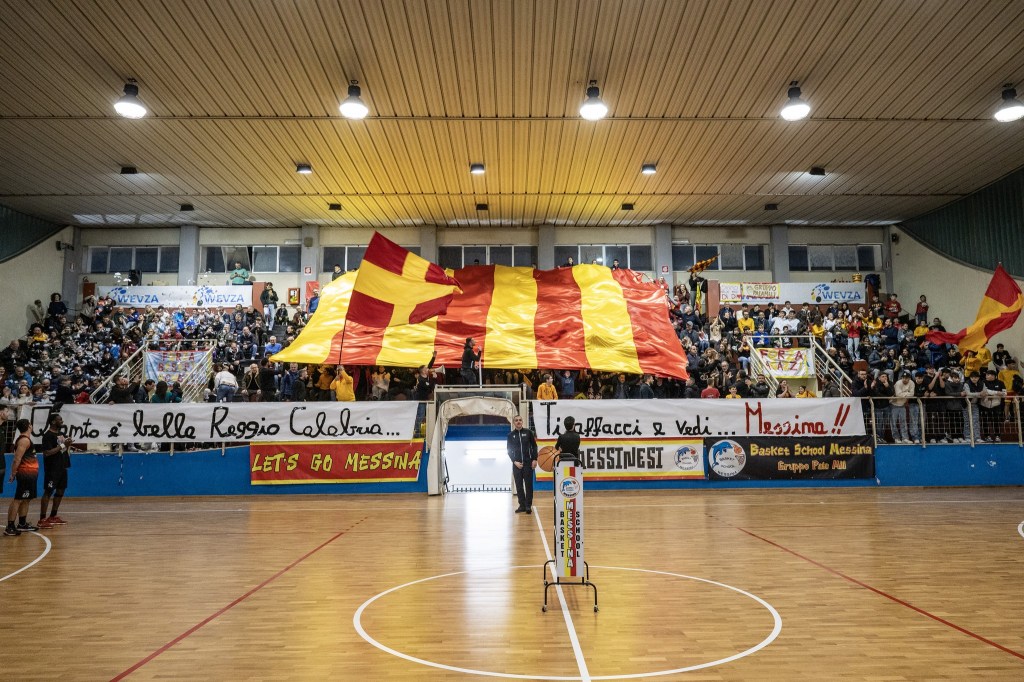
[537,446,557,472]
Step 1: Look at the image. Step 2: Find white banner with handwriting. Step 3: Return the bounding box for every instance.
[31,402,417,443]
[532,398,864,440]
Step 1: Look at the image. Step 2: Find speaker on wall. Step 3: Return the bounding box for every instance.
[303,237,314,248]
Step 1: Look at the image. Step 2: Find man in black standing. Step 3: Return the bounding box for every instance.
[38,413,71,528]
[507,415,538,514]
[554,415,581,462]
[461,337,481,385]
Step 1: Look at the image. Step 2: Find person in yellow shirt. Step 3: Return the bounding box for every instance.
[998,360,1021,393]
[960,350,982,377]
[724,385,742,399]
[330,365,355,402]
[810,317,826,345]
[536,373,559,400]
[736,310,755,335]
[975,345,993,372]
[795,385,815,398]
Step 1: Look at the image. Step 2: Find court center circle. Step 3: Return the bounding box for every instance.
[353,564,782,680]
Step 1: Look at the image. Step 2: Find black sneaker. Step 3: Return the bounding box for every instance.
[525,508,533,514]
[16,522,38,532]
[514,507,527,513]
[3,526,21,536]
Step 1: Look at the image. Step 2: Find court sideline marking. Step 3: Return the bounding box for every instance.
[533,505,592,682]
[111,517,368,681]
[0,531,52,582]
[737,527,1024,661]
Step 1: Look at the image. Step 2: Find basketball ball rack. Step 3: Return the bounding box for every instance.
[542,454,598,612]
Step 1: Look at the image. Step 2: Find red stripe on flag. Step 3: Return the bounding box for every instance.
[985,265,1022,308]
[361,232,408,276]
[409,294,458,325]
[434,266,495,366]
[534,268,588,369]
[346,290,396,327]
[424,263,457,286]
[982,310,1022,340]
[614,270,689,379]
[925,329,966,346]
[339,320,387,366]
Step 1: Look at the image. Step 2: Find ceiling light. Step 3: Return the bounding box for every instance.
[641,163,657,175]
[296,163,313,174]
[809,166,826,176]
[114,81,147,119]
[476,203,489,211]
[470,163,485,175]
[780,81,810,121]
[579,80,608,121]
[120,166,138,175]
[621,203,634,211]
[328,203,342,211]
[179,203,194,212]
[994,85,1024,123]
[764,203,778,211]
[339,79,369,119]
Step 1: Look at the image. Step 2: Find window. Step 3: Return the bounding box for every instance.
[489,246,512,266]
[788,244,883,272]
[605,245,628,268]
[719,244,744,270]
[322,247,346,272]
[628,245,652,270]
[252,246,278,272]
[87,246,180,274]
[744,245,765,270]
[159,247,179,273]
[463,246,487,266]
[513,246,537,267]
[321,245,374,272]
[89,248,108,274]
[694,245,719,267]
[204,247,227,273]
[554,246,577,267]
[834,245,858,271]
[788,246,808,270]
[580,245,604,265]
[279,246,300,272]
[438,246,462,270]
[109,248,133,272]
[671,244,694,270]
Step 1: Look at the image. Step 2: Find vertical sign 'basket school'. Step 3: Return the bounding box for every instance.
[554,460,584,579]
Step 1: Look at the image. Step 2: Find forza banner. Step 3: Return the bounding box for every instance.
[250,441,423,484]
[537,438,704,481]
[704,436,875,480]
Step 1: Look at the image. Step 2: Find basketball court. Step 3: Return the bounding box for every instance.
[2,487,1023,679]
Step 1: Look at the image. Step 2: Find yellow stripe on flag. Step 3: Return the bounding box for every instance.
[959,293,1024,352]
[377,318,439,367]
[270,272,355,364]
[354,258,447,326]
[485,266,539,368]
[573,265,642,375]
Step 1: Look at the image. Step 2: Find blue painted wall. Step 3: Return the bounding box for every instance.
[3,442,1022,498]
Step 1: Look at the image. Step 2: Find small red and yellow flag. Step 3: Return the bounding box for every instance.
[926,264,1022,353]
[347,232,462,328]
[689,255,718,275]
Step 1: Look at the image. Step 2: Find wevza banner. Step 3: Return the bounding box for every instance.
[250,440,424,484]
[705,436,874,480]
[31,402,417,443]
[756,347,814,378]
[99,285,252,308]
[536,439,704,481]
[144,350,211,383]
[533,398,865,440]
[554,460,584,579]
[719,281,866,305]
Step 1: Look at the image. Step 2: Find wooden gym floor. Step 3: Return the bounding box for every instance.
[1,487,1023,680]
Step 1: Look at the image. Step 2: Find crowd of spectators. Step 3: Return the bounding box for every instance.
[3,284,1021,446]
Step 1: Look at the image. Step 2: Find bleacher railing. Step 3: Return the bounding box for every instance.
[90,339,218,404]
[863,396,1023,447]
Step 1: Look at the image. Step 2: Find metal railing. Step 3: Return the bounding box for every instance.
[811,338,852,396]
[863,396,1023,447]
[90,339,218,404]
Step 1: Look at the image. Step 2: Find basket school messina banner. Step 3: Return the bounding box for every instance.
[32,402,417,443]
[536,439,704,481]
[554,461,584,579]
[533,398,865,440]
[705,436,874,480]
[250,441,423,484]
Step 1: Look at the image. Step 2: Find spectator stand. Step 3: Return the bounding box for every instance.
[864,396,1023,448]
[90,338,217,404]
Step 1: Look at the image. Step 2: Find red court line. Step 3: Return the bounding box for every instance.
[112,518,367,681]
[737,527,1024,662]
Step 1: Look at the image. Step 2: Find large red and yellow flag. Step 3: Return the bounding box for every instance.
[348,232,461,327]
[926,264,1023,353]
[274,262,688,379]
